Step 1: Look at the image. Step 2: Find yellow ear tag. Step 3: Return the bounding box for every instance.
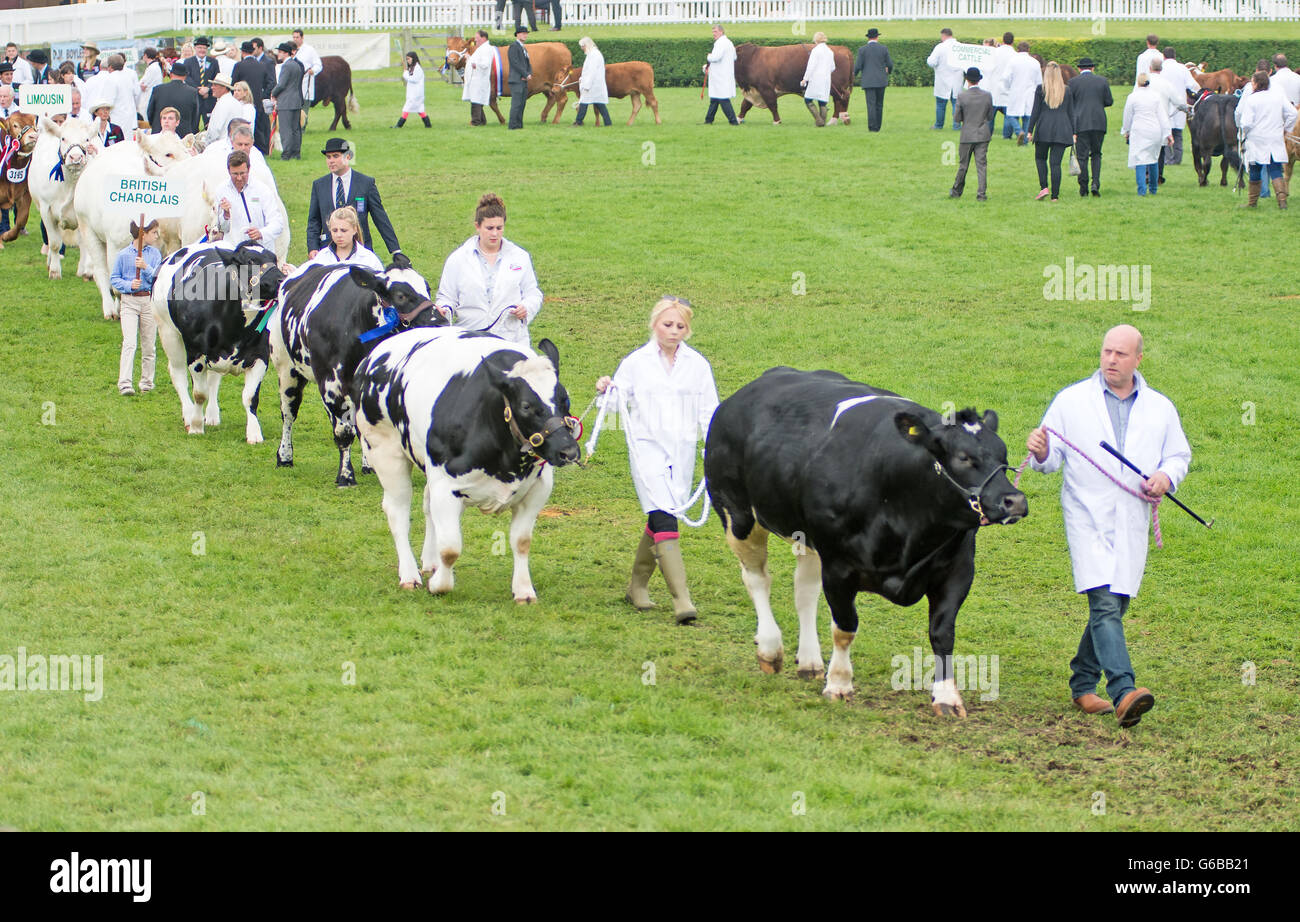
[909,425,922,437]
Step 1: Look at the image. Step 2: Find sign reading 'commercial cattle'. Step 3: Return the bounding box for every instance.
[102,174,184,217]
[19,84,71,118]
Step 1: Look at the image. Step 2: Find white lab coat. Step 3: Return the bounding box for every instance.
[1237,87,1298,165]
[1029,371,1191,597]
[1135,47,1163,84]
[1147,73,1188,131]
[462,42,494,106]
[1270,66,1300,106]
[435,236,542,345]
[802,42,835,103]
[607,339,719,514]
[1001,52,1042,117]
[217,54,236,81]
[287,242,384,280]
[12,57,34,86]
[402,63,425,113]
[215,177,285,254]
[988,43,1017,107]
[108,68,139,129]
[296,42,323,102]
[205,91,243,142]
[580,47,608,105]
[139,59,165,123]
[926,38,963,99]
[1159,58,1199,129]
[1122,85,1171,167]
[705,35,736,99]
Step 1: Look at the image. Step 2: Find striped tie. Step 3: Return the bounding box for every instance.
[335,179,344,209]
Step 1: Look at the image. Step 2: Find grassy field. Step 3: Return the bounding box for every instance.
[0,56,1297,830]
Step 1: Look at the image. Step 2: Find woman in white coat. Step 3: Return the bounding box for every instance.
[461,32,493,127]
[1236,71,1298,208]
[396,52,430,128]
[801,32,835,126]
[435,193,542,345]
[595,297,720,624]
[287,206,385,281]
[573,37,610,127]
[1121,74,1172,196]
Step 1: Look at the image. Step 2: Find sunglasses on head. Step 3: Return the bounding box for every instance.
[661,295,692,308]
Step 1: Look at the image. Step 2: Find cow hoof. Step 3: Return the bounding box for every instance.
[822,685,854,702]
[246,434,264,445]
[796,665,826,680]
[336,476,356,488]
[515,594,537,604]
[276,457,293,468]
[360,465,374,475]
[399,579,421,590]
[931,702,968,718]
[757,651,784,675]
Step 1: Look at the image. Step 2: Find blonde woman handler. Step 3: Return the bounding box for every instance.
[596,297,719,624]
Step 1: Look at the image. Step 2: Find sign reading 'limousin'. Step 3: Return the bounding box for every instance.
[19,84,71,117]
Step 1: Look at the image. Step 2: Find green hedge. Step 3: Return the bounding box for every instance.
[548,37,1300,88]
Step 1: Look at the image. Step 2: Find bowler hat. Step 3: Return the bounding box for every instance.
[1077,57,1097,68]
[170,61,188,75]
[321,137,353,156]
[965,66,982,83]
[240,41,255,54]
[0,62,12,74]
[194,36,212,47]
[866,28,881,39]
[276,42,296,54]
[515,26,530,35]
[28,50,48,65]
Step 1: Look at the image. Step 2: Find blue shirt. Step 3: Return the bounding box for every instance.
[1103,377,1139,454]
[110,244,163,295]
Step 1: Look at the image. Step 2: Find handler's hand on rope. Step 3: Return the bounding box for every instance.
[595,375,612,394]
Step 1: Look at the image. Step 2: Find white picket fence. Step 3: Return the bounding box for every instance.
[4,0,1299,46]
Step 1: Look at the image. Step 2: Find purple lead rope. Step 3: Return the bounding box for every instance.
[1014,425,1163,549]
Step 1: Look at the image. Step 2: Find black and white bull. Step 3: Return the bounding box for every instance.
[704,368,1028,717]
[152,241,286,440]
[354,329,581,600]
[271,263,448,487]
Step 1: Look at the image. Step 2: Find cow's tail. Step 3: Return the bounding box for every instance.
[1221,100,1243,174]
[347,88,360,114]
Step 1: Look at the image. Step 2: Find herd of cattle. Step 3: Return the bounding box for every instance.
[1,45,1270,716]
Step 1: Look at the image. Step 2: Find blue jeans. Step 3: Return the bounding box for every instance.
[994,105,1012,138]
[1135,164,1158,195]
[1070,586,1137,704]
[933,95,957,128]
[1004,113,1024,138]
[1248,158,1284,182]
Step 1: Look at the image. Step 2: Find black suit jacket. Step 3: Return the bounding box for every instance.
[185,56,220,120]
[1066,71,1113,134]
[306,171,402,257]
[854,42,894,89]
[507,41,531,87]
[147,79,201,137]
[1028,86,1076,145]
[231,57,264,108]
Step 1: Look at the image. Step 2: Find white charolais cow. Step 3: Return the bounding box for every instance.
[28,116,99,280]
[72,132,192,320]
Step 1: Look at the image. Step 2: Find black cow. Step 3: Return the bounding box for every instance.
[1189,92,1243,187]
[153,241,286,440]
[271,263,448,487]
[704,368,1027,717]
[354,329,581,600]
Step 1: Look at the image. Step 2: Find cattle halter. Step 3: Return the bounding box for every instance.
[503,402,575,464]
[932,460,1010,520]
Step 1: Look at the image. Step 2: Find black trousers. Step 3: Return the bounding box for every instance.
[508,84,527,128]
[512,0,538,29]
[549,0,562,27]
[862,86,885,131]
[1035,141,1068,198]
[705,97,738,124]
[1075,130,1104,192]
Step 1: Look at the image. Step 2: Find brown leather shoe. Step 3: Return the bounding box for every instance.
[1073,693,1114,715]
[1115,688,1155,728]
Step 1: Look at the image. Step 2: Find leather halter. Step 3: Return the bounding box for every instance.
[932,460,1010,519]
[504,401,571,460]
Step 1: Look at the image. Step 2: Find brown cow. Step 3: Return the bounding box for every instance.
[0,113,38,249]
[1191,64,1247,95]
[445,37,571,124]
[1028,54,1077,83]
[547,62,661,125]
[310,55,360,131]
[733,43,853,125]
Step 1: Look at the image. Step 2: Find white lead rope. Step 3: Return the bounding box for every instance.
[585,383,711,527]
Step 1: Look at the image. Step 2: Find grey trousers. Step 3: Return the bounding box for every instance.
[278,107,302,159]
[952,141,988,196]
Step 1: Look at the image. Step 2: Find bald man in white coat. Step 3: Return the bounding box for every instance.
[1026,325,1191,729]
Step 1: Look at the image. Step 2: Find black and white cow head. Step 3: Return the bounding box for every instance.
[895,407,1028,525]
[227,241,286,306]
[347,264,448,329]
[489,338,581,467]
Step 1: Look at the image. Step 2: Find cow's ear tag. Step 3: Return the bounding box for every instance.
[908,425,922,438]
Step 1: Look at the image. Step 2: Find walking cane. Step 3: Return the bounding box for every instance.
[1100,441,1214,529]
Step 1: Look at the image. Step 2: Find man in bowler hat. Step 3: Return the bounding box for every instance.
[853,28,893,132]
[306,138,406,265]
[951,67,993,200]
[1066,58,1114,197]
